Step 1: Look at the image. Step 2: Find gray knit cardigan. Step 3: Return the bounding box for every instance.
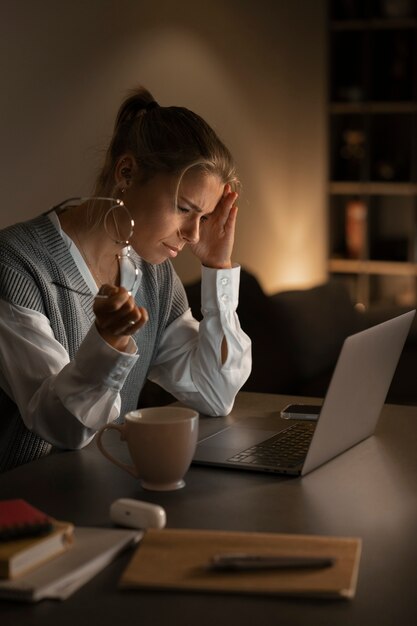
[0,213,188,472]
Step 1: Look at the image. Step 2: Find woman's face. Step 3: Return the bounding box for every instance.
[126,169,224,264]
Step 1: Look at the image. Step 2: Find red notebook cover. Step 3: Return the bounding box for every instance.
[0,500,53,541]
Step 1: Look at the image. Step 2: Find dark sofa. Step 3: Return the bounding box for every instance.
[139,269,417,408]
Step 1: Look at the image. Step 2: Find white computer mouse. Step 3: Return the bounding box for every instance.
[110,498,166,530]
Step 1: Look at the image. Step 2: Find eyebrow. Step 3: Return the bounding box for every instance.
[178,196,203,213]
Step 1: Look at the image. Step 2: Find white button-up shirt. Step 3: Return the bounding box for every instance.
[0,214,252,450]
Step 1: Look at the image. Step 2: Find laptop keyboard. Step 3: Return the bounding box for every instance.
[227,421,316,468]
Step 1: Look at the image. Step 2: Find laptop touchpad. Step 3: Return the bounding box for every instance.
[196,426,278,456]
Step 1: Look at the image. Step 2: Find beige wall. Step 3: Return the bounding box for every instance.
[0,0,327,294]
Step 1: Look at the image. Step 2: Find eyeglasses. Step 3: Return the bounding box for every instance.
[48,196,139,298]
[117,244,139,295]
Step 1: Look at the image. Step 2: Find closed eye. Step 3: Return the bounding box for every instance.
[177,205,210,222]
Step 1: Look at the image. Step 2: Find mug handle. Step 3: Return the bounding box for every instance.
[96,423,139,479]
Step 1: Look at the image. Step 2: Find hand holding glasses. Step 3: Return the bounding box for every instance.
[48,197,146,348]
[49,197,139,297]
[93,284,148,350]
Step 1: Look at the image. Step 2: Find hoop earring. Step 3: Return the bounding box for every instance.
[103,200,135,245]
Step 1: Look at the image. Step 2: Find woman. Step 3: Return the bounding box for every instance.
[0,86,251,472]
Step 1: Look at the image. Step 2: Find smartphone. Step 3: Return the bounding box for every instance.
[280,403,321,420]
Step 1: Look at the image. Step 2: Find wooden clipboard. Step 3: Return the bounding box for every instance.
[119,528,362,599]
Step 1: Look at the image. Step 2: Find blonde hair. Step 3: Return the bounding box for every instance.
[94,86,238,196]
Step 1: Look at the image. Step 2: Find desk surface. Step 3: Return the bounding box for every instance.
[1,392,417,625]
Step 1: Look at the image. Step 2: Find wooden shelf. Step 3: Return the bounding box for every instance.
[327,1,417,307]
[329,102,417,114]
[329,258,417,276]
[329,182,417,195]
[331,18,417,31]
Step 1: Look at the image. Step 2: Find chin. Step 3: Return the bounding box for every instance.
[138,243,174,265]
[142,253,169,265]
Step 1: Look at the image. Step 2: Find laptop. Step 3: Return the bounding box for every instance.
[193,310,415,476]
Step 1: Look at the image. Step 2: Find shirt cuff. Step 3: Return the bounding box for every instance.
[201,264,240,313]
[75,323,138,388]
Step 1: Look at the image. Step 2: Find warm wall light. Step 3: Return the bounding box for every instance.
[116,21,326,295]
[239,164,328,294]
[1,2,326,298]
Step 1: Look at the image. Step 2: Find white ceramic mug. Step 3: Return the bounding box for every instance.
[96,407,199,491]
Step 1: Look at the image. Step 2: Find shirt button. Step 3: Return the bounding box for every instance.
[220,293,229,303]
[221,277,229,286]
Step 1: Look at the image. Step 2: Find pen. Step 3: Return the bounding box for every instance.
[208,553,335,572]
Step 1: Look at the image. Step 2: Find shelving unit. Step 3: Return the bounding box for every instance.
[328,0,417,308]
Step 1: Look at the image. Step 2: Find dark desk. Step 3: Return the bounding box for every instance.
[1,392,417,625]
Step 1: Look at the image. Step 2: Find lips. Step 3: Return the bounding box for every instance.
[163,243,182,258]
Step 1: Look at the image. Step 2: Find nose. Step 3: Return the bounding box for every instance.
[179,218,200,244]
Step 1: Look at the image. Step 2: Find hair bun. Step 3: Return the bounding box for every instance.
[145,100,159,111]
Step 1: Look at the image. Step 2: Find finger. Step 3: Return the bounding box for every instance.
[210,192,238,225]
[114,306,149,336]
[225,204,238,228]
[95,289,137,325]
[220,192,239,215]
[93,286,131,315]
[215,197,238,232]
[95,284,125,303]
[126,307,149,334]
[97,284,118,298]
[97,300,138,332]
[224,189,238,204]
